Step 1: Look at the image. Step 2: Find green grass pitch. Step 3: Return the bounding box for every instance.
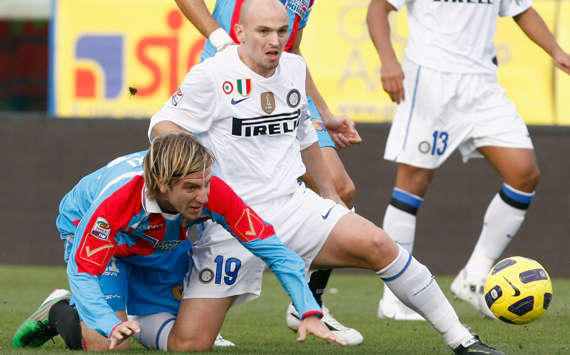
[1,265,568,354]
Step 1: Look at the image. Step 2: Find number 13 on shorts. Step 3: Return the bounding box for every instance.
[431,130,449,156]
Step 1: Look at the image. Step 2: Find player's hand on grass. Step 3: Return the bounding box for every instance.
[553,47,570,75]
[324,115,362,149]
[108,321,141,349]
[296,315,347,346]
[381,59,405,104]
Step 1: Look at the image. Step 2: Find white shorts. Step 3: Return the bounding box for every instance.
[183,183,349,305]
[384,59,533,169]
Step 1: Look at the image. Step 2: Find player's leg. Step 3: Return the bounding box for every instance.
[304,96,356,207]
[11,288,129,351]
[167,297,236,351]
[377,59,461,320]
[81,311,130,351]
[451,147,538,316]
[378,163,434,320]
[313,213,503,353]
[304,148,356,206]
[288,97,361,344]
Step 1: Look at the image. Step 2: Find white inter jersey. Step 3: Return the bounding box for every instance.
[389,0,532,74]
[150,46,317,206]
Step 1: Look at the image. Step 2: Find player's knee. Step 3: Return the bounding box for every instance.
[337,178,356,206]
[398,168,433,196]
[524,165,540,190]
[363,229,399,271]
[509,165,540,192]
[168,332,214,352]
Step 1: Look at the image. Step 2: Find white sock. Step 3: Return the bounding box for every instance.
[381,190,420,303]
[377,246,472,348]
[383,204,417,253]
[464,184,533,279]
[130,312,175,351]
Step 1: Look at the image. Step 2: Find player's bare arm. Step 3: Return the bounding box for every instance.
[301,143,344,206]
[150,120,187,140]
[292,28,361,149]
[175,0,234,51]
[108,321,141,350]
[514,7,570,75]
[367,0,405,104]
[296,315,347,346]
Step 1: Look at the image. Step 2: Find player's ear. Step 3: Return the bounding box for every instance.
[234,23,245,43]
[157,181,169,195]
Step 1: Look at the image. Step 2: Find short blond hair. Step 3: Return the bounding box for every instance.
[144,133,214,199]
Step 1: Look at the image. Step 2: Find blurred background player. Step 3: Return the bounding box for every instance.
[148,1,505,353]
[12,134,340,350]
[367,0,570,320]
[173,0,363,344]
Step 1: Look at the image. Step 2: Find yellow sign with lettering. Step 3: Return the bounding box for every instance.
[51,0,569,125]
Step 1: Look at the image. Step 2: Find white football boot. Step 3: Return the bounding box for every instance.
[450,268,496,319]
[214,333,235,347]
[286,303,363,345]
[377,285,425,321]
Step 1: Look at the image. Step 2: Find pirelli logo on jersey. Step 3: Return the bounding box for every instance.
[232,109,301,137]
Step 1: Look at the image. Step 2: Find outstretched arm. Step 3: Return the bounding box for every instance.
[175,0,234,51]
[514,7,570,75]
[367,0,405,103]
[292,29,361,149]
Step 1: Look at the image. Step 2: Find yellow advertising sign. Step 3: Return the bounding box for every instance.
[301,0,407,123]
[304,1,567,125]
[50,0,209,118]
[50,0,569,125]
[555,2,570,125]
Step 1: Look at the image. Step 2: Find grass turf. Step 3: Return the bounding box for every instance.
[1,265,568,354]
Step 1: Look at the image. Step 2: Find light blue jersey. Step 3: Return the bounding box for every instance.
[58,151,321,338]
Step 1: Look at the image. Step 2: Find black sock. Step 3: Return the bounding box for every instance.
[308,269,332,307]
[48,300,83,350]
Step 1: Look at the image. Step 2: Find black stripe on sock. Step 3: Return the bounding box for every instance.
[390,198,419,215]
[499,189,530,210]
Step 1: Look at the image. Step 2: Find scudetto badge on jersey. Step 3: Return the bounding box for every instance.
[171,88,183,106]
[287,89,300,108]
[236,78,251,96]
[91,217,111,240]
[261,92,275,114]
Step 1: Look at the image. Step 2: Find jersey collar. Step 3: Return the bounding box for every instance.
[141,185,180,219]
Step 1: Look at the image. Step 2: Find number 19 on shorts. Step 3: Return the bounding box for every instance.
[214,255,242,285]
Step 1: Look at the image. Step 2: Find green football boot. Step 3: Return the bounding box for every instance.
[12,289,71,347]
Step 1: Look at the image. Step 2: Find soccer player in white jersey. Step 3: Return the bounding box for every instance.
[148,0,504,353]
[367,0,570,320]
[173,0,362,343]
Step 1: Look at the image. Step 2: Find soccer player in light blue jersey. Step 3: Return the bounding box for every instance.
[12,134,341,351]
